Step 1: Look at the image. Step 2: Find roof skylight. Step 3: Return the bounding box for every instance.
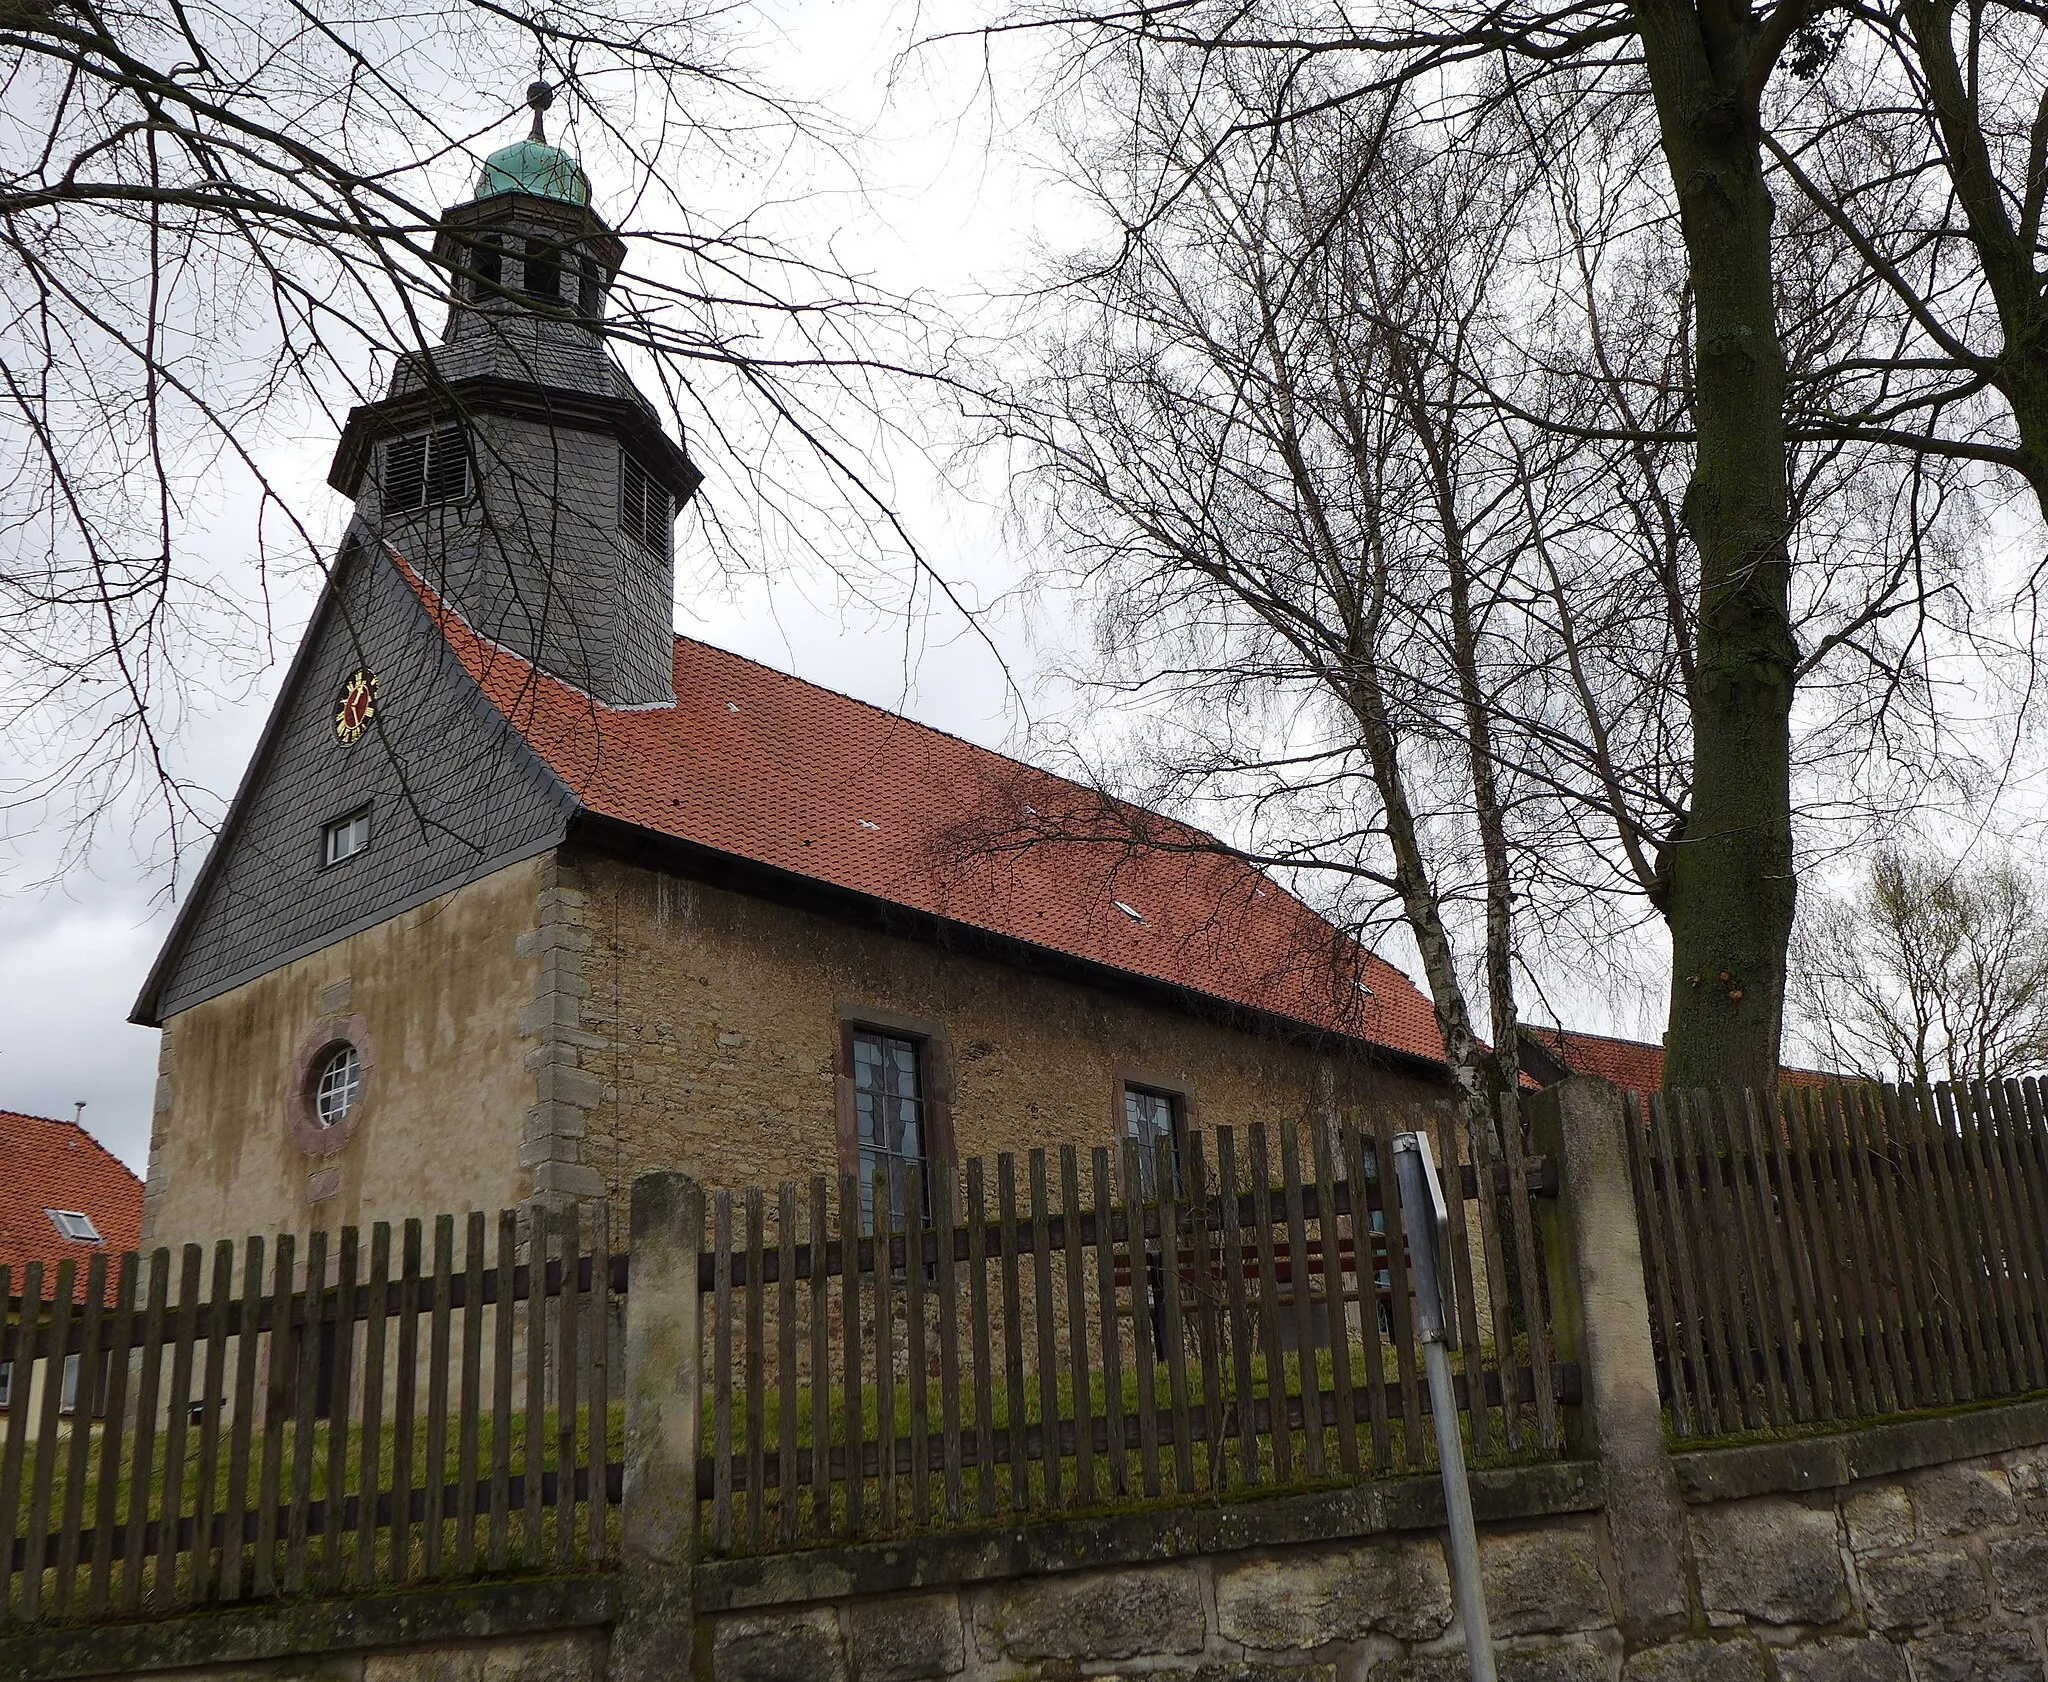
[46,1209,103,1243]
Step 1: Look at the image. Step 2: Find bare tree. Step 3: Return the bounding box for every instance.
[1789,844,2048,1087]
[991,51,2016,1103]
[991,69,1560,1121]
[961,0,2048,1090]
[1,0,957,880]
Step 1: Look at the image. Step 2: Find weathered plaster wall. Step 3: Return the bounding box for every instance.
[572,851,1447,1199]
[147,853,546,1249]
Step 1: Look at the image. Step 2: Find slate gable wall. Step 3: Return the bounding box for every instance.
[142,541,575,1023]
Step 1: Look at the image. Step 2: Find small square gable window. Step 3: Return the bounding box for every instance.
[323,808,370,867]
[47,1209,102,1243]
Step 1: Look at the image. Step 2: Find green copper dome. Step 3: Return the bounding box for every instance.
[475,138,591,206]
[473,83,591,206]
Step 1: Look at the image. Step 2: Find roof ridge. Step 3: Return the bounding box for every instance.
[1,1107,89,1130]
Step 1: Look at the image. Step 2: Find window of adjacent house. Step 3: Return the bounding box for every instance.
[620,453,670,554]
[1123,1084,1184,1199]
[0,1360,10,1410]
[59,1353,80,1415]
[46,1208,102,1243]
[382,428,467,512]
[522,237,562,303]
[322,808,370,867]
[852,1029,926,1234]
[314,1043,363,1129]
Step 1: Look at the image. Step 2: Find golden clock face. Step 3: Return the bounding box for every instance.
[335,670,377,745]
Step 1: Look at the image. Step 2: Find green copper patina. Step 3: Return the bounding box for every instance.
[474,82,591,206]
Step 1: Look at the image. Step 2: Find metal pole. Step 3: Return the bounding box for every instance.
[1393,1131,1497,1682]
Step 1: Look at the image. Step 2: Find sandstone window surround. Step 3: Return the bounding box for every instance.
[287,1011,376,1158]
[833,1004,956,1230]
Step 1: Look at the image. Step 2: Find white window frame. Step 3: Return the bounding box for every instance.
[322,807,371,867]
[314,1043,364,1128]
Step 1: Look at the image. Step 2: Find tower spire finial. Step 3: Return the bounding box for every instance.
[526,79,554,143]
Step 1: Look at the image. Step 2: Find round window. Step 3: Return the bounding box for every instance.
[313,1043,362,1128]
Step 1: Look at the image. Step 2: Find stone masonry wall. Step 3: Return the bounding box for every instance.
[704,1442,2048,1682]
[711,1518,1616,1682]
[573,851,1446,1201]
[118,1628,605,1682]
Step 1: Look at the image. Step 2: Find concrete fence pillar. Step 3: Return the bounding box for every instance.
[1531,1076,1691,1639]
[609,1171,706,1682]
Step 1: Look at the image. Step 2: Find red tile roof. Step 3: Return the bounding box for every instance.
[394,554,1448,1068]
[0,1110,143,1297]
[1522,1025,1830,1094]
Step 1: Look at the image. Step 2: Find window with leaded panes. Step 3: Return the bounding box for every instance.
[1123,1083,1183,1199]
[853,1029,926,1233]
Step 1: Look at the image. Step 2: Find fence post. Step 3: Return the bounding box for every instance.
[610,1172,706,1682]
[1531,1075,1689,1639]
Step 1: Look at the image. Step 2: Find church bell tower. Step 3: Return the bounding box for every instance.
[329,83,700,707]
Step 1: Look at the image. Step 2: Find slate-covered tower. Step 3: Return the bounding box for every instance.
[329,83,700,706]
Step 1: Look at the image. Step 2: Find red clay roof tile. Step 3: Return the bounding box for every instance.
[1522,1025,1830,1094]
[394,554,1448,1069]
[0,1109,143,1294]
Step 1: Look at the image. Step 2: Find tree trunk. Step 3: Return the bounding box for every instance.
[1338,665,1498,1146]
[1634,2,1799,1092]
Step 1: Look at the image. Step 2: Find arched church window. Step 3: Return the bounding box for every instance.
[576,254,602,318]
[313,1044,362,1129]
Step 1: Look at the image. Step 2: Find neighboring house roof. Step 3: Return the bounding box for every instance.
[1519,1024,1830,1094]
[394,555,1450,1070]
[0,1110,144,1295]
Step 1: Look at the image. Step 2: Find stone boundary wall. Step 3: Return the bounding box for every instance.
[702,1433,2048,1682]
[19,1403,2048,1682]
[124,1629,608,1682]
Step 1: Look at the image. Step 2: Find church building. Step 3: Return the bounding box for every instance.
[129,90,1453,1250]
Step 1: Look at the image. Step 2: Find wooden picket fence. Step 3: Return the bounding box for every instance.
[1628,1080,2048,1441]
[0,1202,618,1628]
[697,1111,1572,1555]
[3,1106,1574,1621]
